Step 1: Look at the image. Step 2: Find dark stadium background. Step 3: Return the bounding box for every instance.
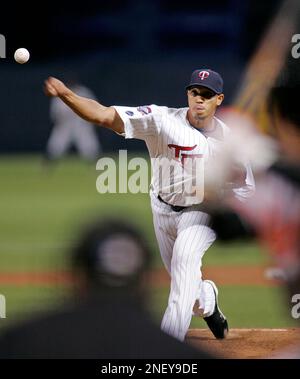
[0,0,281,153]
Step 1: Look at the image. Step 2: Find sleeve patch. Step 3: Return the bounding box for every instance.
[137,106,152,115]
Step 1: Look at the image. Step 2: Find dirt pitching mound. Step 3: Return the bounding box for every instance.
[186,328,300,358]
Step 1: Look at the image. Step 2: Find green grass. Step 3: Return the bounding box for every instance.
[0,155,291,332]
[203,241,268,266]
[0,154,156,270]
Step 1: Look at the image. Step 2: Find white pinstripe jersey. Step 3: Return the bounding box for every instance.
[113,105,255,206]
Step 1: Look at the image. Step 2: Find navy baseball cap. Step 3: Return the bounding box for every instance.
[186,69,224,94]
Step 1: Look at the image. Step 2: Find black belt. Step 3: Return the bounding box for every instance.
[157,195,187,212]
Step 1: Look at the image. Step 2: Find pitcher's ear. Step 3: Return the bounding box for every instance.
[217,94,224,106]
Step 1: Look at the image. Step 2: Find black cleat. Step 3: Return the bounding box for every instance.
[203,280,228,339]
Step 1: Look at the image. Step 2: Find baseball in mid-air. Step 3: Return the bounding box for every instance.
[14,48,30,64]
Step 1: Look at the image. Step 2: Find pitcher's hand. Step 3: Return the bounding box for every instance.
[44,77,68,97]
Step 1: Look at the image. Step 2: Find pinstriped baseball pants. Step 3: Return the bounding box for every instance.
[151,192,216,341]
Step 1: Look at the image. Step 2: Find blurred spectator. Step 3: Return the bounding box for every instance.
[209,79,300,357]
[211,82,300,286]
[0,219,211,359]
[44,75,102,163]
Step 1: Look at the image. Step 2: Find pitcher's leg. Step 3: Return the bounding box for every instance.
[161,224,215,341]
[194,279,217,317]
[152,212,176,274]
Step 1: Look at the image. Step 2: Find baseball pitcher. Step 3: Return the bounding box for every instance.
[44,69,255,341]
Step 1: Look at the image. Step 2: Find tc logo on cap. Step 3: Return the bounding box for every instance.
[198,71,210,80]
[186,69,224,93]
